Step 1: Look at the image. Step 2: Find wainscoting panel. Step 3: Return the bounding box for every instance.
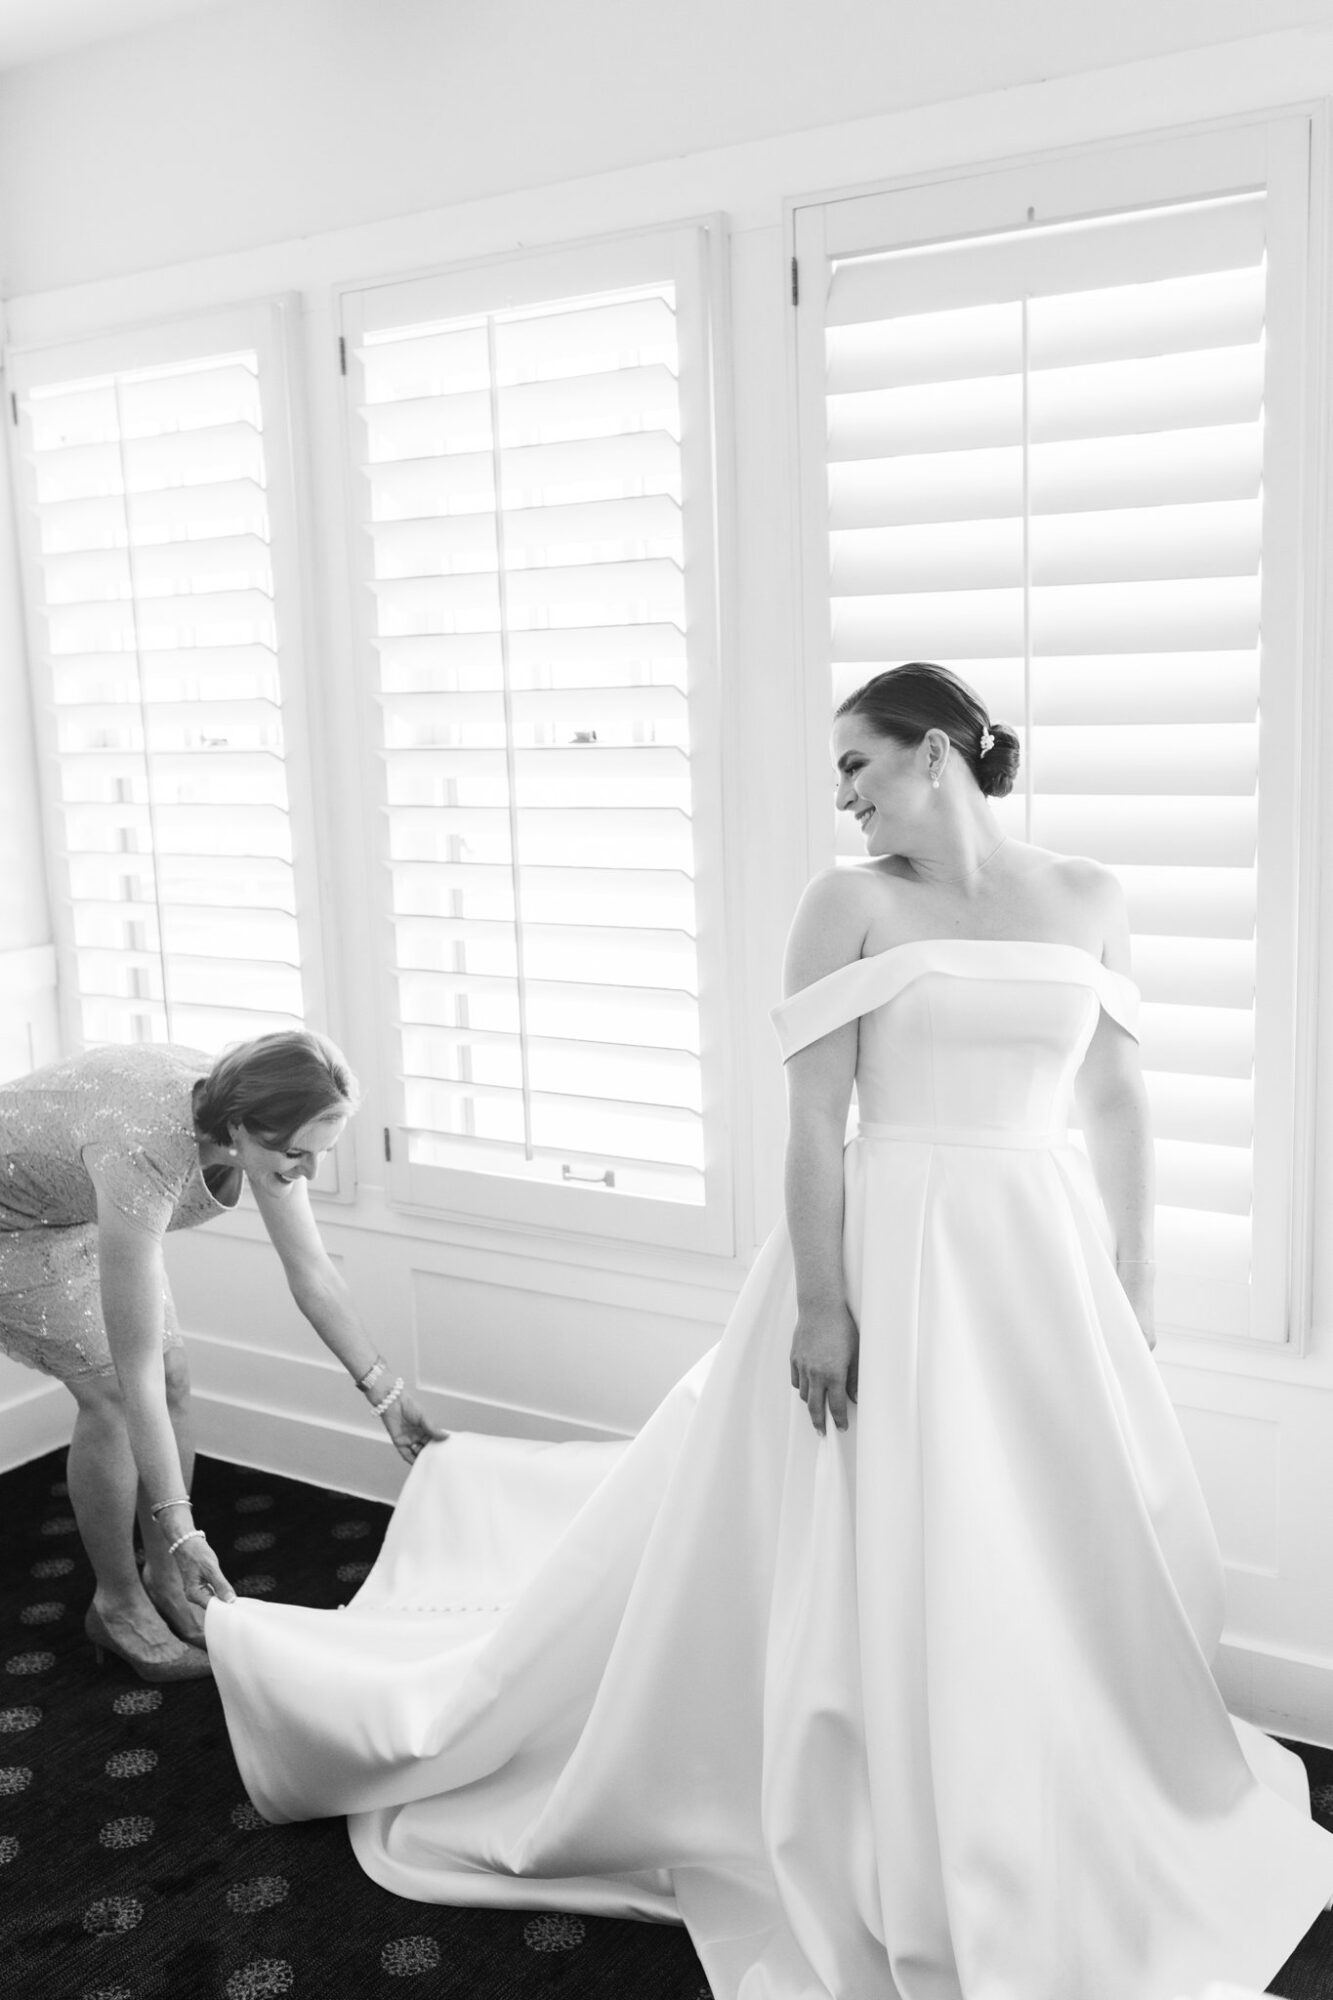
[157,1198,736,1483]
[0,942,59,1084]
[188,1394,411,1506]
[1161,1357,1333,1743]
[183,1331,379,1433]
[164,1232,348,1365]
[0,1353,70,1473]
[182,1331,413,1504]
[413,1268,719,1440]
[1215,1640,1333,1753]
[1173,1404,1281,1577]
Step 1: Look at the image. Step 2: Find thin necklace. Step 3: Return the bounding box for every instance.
[926,832,1009,887]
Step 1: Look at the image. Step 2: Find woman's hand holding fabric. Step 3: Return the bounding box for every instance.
[172,1532,237,1608]
[790,1303,859,1435]
[381,1389,449,1465]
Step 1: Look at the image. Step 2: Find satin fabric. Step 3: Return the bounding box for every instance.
[209,939,1333,2000]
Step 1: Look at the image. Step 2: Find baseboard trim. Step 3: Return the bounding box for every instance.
[187,1382,631,1504]
[0,1378,627,1504]
[1215,1639,1333,1750]
[189,1395,412,1506]
[0,1379,72,1476]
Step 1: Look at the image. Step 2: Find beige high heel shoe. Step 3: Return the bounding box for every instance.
[85,1604,213,1683]
[142,1573,208,1651]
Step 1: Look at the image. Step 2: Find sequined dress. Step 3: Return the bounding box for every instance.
[0,1044,237,1380]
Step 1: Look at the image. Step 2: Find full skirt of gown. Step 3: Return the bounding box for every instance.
[208,940,1333,2000]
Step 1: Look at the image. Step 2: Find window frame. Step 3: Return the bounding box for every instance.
[6,295,358,1203]
[336,221,739,1256]
[788,114,1324,1349]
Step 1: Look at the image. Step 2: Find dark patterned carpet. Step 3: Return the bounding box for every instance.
[1,1444,1331,2000]
[0,1446,709,2000]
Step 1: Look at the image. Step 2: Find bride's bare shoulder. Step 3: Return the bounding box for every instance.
[1013,841,1120,896]
[1013,843,1129,960]
[783,864,888,998]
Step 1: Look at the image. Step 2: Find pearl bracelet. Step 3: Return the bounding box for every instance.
[149,1496,192,1519]
[167,1527,206,1558]
[370,1375,405,1417]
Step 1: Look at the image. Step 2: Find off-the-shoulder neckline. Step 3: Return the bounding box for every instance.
[772,928,1136,1008]
[770,936,1139,1060]
[784,936,1133,1002]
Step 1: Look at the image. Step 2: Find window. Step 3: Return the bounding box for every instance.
[341,227,733,1251]
[793,120,1316,1342]
[8,303,322,1058]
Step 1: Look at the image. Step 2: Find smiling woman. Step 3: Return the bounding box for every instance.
[191,1031,357,1198]
[0,1028,444,1686]
[833,661,1022,847]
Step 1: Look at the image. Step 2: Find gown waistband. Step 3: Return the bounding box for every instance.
[855,1121,1065,1149]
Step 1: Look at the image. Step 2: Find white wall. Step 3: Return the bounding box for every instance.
[2,0,1333,294]
[0,312,63,1466]
[3,0,1333,1739]
[0,446,55,995]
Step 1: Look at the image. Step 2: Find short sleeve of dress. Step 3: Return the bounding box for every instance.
[81,1142,183,1236]
[1092,965,1140,1042]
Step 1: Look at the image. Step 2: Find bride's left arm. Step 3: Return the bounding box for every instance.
[252,1176,447,1461]
[1073,870,1156,1349]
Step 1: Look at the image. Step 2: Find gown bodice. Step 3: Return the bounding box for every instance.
[771,938,1141,1138]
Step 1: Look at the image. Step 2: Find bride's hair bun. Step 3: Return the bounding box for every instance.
[836,661,1023,801]
[976,720,1020,800]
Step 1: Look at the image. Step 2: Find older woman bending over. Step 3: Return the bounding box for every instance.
[0,1030,441,1681]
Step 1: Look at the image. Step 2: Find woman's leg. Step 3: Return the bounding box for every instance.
[65,1367,186,1661]
[8,1236,206,1667]
[136,1345,206,1642]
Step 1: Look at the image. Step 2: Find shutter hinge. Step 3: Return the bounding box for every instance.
[383,1126,392,1162]
[9,391,16,426]
[338,335,347,376]
[791,256,799,307]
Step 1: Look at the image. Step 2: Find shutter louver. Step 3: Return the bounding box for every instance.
[16,344,307,1051]
[352,269,709,1210]
[799,131,1311,1344]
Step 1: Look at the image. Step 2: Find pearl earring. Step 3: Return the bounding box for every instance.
[227,1146,238,1157]
[931,774,940,790]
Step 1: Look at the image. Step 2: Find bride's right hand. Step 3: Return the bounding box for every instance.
[790,1304,859,1435]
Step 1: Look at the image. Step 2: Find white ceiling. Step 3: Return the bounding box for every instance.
[0,0,233,69]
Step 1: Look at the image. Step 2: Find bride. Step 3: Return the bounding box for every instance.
[207,663,1333,2000]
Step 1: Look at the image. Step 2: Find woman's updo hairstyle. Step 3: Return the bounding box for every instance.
[194,1030,359,1149]
[835,661,1021,800]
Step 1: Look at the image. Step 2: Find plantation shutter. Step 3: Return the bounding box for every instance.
[9,304,318,1057]
[794,121,1314,1343]
[342,227,731,1252]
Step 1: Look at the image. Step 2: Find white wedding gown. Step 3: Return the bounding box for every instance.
[208,939,1333,2000]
